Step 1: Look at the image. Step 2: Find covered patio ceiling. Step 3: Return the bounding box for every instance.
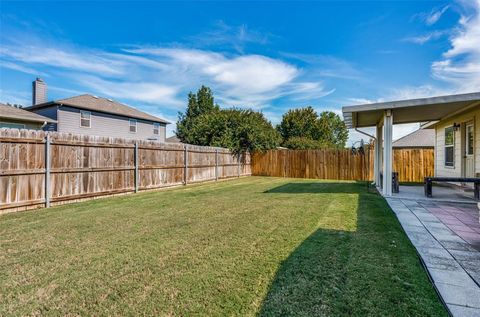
[343,92,480,128]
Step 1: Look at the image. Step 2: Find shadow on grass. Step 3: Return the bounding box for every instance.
[258,182,448,317]
[264,182,370,194]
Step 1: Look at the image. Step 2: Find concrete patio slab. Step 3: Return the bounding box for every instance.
[392,185,476,204]
[448,305,480,317]
[385,197,480,317]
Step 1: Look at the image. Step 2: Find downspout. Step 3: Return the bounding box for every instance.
[355,127,376,141]
[353,112,378,185]
[353,113,376,141]
[355,127,376,185]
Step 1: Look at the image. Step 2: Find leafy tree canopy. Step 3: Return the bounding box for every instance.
[277,107,348,149]
[176,86,220,144]
[176,86,280,154]
[5,103,24,108]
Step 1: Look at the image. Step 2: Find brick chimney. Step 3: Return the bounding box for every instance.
[32,78,47,105]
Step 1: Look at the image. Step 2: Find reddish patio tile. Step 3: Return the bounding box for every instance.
[439,206,462,212]
[456,214,478,223]
[438,217,464,226]
[427,207,447,213]
[447,224,476,233]
[431,210,454,216]
[456,231,480,241]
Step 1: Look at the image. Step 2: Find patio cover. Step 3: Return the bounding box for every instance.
[342,92,480,196]
[343,92,480,128]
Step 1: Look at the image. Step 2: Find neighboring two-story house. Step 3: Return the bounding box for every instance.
[25,79,169,141]
[27,94,169,142]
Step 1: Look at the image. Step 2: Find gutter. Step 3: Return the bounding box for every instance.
[355,127,376,141]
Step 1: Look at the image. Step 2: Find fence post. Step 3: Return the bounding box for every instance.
[237,154,241,178]
[184,145,188,185]
[215,149,219,181]
[44,133,51,208]
[134,141,139,193]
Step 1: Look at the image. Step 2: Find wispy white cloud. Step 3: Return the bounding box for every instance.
[0,61,45,76]
[389,85,454,100]
[0,45,125,76]
[74,75,182,107]
[412,5,450,25]
[1,30,336,110]
[281,53,364,81]
[403,30,446,44]
[0,89,30,106]
[345,97,390,106]
[187,20,272,53]
[426,5,450,25]
[431,0,480,92]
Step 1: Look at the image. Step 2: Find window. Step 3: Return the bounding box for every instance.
[445,126,454,167]
[129,119,137,133]
[467,124,474,155]
[153,122,160,135]
[80,110,91,128]
[0,122,25,129]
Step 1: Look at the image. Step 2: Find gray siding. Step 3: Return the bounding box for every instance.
[57,106,166,141]
[30,106,58,131]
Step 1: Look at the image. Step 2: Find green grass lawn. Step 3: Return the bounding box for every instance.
[0,177,447,316]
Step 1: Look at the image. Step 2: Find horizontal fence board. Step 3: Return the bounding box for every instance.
[0,128,251,213]
[252,146,433,182]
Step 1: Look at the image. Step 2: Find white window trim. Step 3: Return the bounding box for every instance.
[466,123,474,156]
[80,110,91,128]
[129,119,137,133]
[444,126,455,168]
[153,122,160,135]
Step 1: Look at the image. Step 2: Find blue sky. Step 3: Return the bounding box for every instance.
[1,1,479,143]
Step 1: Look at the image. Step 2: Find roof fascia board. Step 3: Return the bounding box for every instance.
[437,100,480,123]
[342,92,480,113]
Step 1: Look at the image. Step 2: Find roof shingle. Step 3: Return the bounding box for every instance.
[27,94,170,124]
[393,129,434,148]
[0,103,56,123]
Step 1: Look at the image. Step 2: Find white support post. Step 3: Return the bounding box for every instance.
[45,133,51,208]
[382,110,393,196]
[375,124,382,186]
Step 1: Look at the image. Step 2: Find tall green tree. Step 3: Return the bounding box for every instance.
[318,111,349,148]
[277,107,348,149]
[176,86,280,153]
[177,86,219,143]
[190,109,281,154]
[276,107,319,141]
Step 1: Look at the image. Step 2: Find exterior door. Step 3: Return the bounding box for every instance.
[464,122,475,178]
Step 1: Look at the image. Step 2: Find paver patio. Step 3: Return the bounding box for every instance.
[386,197,480,317]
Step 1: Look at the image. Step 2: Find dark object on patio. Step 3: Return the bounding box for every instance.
[393,172,399,193]
[379,172,400,194]
[424,177,480,201]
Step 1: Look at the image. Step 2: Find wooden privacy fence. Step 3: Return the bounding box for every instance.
[0,129,251,213]
[251,147,434,182]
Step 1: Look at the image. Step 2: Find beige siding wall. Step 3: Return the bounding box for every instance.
[435,106,480,177]
[57,106,166,142]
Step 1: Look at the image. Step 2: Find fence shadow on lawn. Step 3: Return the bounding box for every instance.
[258,181,448,317]
[264,181,371,194]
